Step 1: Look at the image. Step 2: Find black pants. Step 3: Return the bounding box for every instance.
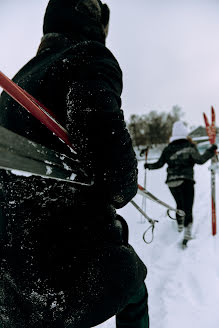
[116,283,149,328]
[169,180,194,227]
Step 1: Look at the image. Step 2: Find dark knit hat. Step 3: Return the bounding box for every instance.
[43,0,110,42]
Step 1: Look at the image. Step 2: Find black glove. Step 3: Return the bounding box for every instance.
[144,163,149,169]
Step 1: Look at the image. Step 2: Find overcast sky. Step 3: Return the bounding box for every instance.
[1,0,219,127]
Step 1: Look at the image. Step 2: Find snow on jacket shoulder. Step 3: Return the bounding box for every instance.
[147,139,216,182]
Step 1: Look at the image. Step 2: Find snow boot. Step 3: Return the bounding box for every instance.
[182,223,192,248]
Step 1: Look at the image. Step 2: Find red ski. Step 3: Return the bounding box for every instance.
[203,106,217,235]
[0,71,74,150]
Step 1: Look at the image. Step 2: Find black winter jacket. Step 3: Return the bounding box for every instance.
[0,33,146,328]
[147,139,216,183]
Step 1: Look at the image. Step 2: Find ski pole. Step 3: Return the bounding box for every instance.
[138,184,185,218]
[131,200,156,224]
[131,200,158,244]
[140,147,149,223]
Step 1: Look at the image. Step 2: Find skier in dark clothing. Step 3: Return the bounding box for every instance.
[144,121,217,242]
[0,1,149,327]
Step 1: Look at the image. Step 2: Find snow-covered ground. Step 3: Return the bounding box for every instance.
[94,158,219,328]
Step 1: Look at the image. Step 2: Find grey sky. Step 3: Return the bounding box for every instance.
[1,0,219,127]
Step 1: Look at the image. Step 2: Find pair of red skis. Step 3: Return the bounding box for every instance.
[203,107,218,236]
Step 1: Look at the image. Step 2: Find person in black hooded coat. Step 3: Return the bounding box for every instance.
[0,1,148,327]
[144,121,217,242]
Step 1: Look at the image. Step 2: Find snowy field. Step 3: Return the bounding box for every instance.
[94,158,219,328]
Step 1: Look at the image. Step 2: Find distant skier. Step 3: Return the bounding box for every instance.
[144,120,217,245]
[0,0,149,327]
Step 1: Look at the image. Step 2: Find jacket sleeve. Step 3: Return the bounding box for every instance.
[63,42,137,208]
[191,144,217,164]
[147,149,166,170]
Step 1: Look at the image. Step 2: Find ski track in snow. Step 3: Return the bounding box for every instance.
[93,160,219,328]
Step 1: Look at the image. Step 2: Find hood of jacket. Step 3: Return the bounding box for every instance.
[43,0,110,44]
[169,120,189,143]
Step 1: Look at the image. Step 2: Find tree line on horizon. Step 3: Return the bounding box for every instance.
[127,105,185,147]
